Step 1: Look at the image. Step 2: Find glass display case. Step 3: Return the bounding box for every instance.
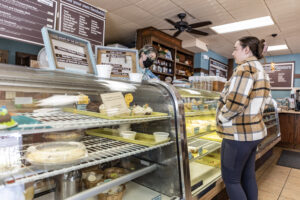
[176,88,222,200]
[0,64,183,200]
[176,88,281,200]
[258,99,281,154]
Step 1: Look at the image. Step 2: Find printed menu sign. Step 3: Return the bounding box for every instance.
[49,32,93,74]
[0,0,57,45]
[263,62,294,90]
[100,92,129,116]
[59,0,105,46]
[209,58,228,78]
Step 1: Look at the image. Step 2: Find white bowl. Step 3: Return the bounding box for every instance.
[153,132,169,142]
[121,131,136,140]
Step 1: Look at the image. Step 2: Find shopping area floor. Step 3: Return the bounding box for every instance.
[255,146,300,200]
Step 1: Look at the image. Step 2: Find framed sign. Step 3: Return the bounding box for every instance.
[96,46,138,79]
[263,62,294,90]
[41,27,96,75]
[209,58,228,79]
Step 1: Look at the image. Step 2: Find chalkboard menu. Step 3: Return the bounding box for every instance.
[59,0,105,46]
[0,0,57,45]
[209,58,228,78]
[263,62,294,90]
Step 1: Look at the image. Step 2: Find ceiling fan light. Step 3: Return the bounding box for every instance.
[210,16,274,34]
[267,44,288,51]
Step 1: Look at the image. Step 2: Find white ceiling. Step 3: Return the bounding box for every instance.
[84,0,300,58]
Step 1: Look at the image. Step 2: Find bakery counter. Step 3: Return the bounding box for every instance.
[279,110,300,114]
[278,110,300,148]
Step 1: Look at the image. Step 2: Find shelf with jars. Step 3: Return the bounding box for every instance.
[136,27,194,82]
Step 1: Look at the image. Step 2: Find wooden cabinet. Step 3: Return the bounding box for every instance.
[136,27,194,81]
[279,113,295,148]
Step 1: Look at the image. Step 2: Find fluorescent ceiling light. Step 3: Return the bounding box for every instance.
[211,16,274,34]
[267,44,288,51]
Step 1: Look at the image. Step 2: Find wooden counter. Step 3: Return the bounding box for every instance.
[279,110,300,148]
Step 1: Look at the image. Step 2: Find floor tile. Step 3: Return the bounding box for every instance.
[279,188,300,200]
[258,179,283,196]
[258,189,278,200]
[290,168,300,179]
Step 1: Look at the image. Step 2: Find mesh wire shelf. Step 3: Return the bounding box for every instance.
[0,111,170,136]
[0,135,173,188]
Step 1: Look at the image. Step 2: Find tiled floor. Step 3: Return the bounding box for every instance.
[257,147,300,200]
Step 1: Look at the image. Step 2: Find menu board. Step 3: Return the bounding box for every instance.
[263,62,294,90]
[209,58,228,78]
[96,46,138,79]
[59,0,105,46]
[0,0,57,45]
[49,32,93,74]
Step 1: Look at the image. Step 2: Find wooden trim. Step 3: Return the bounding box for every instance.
[194,68,208,74]
[294,74,300,78]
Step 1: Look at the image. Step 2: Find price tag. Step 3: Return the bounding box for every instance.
[100,92,129,116]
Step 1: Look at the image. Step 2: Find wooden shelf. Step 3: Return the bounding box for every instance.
[152,71,173,76]
[157,56,174,62]
[176,73,189,78]
[176,61,193,68]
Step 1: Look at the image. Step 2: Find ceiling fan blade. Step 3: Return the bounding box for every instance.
[159,28,177,31]
[173,30,182,37]
[165,18,176,26]
[189,21,212,28]
[187,29,208,36]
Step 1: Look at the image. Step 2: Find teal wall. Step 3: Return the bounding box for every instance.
[265,54,300,99]
[194,50,228,72]
[0,38,43,65]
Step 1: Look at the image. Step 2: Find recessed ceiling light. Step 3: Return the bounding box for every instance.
[267,44,288,51]
[211,16,274,34]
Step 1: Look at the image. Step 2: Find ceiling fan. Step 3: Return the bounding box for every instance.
[162,13,212,37]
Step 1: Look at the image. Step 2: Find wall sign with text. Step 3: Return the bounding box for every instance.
[0,0,58,45]
[209,58,228,78]
[263,62,294,90]
[59,0,106,46]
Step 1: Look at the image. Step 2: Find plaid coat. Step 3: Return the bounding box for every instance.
[216,57,272,141]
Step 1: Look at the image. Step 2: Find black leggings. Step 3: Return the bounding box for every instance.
[221,138,262,200]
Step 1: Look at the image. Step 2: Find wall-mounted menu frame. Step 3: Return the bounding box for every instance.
[41,27,96,75]
[0,0,58,45]
[209,58,228,78]
[263,62,294,90]
[96,46,138,79]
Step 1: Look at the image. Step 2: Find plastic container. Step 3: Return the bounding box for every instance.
[120,131,136,140]
[129,73,143,83]
[153,132,169,142]
[96,65,112,78]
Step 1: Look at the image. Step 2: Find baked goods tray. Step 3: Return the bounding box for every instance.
[0,135,174,188]
[0,110,170,136]
[86,128,170,147]
[63,108,168,120]
[185,110,216,117]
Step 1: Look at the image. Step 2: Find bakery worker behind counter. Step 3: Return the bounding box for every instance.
[137,45,159,81]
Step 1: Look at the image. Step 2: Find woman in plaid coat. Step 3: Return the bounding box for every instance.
[217,36,272,200]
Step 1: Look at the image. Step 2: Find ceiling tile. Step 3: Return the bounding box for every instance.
[112,5,153,25]
[84,0,131,11]
[136,0,182,18]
